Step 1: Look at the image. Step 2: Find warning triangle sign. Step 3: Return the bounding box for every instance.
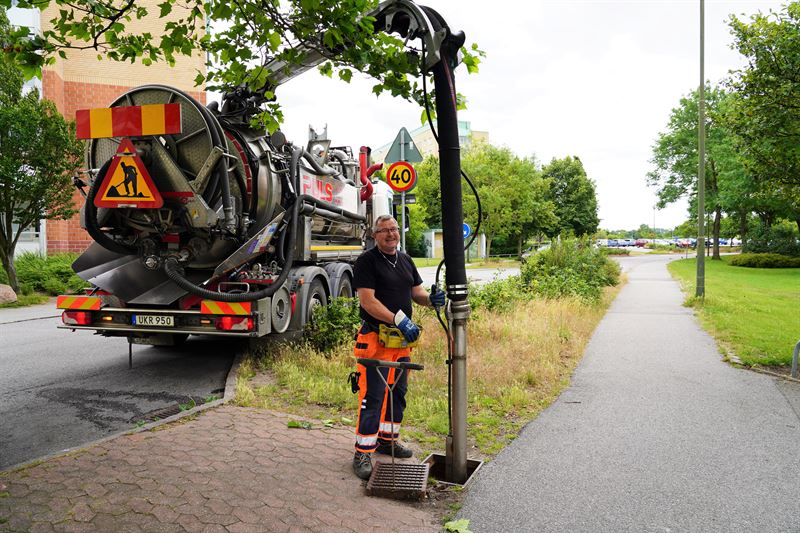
[94,138,163,208]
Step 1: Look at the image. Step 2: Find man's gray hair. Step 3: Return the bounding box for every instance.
[373,214,397,232]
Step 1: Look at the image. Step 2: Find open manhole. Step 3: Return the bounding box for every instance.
[366,461,429,500]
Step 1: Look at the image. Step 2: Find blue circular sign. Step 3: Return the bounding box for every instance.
[463,223,471,239]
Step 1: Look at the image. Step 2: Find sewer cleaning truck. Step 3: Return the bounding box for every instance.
[57,82,396,344]
[56,0,472,363]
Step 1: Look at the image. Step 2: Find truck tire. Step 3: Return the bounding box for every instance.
[305,277,328,325]
[336,275,353,298]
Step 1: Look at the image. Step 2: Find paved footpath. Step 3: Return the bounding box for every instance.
[0,406,439,532]
[459,254,800,532]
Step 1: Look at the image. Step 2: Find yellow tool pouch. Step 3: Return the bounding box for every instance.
[378,323,421,349]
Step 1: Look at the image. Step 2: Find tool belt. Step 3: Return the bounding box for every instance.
[378,323,420,349]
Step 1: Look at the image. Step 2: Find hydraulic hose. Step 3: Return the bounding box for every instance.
[358,146,374,202]
[84,160,138,255]
[163,196,301,302]
[301,150,339,177]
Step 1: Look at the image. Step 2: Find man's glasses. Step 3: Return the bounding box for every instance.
[374,227,401,234]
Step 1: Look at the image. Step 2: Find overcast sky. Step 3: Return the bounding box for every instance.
[268,0,786,231]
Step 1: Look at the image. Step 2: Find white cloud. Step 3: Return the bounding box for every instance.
[256,0,785,230]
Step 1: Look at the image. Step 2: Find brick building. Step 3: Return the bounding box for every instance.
[8,3,206,254]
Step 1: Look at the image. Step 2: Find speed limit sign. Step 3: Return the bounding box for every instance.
[386,161,417,193]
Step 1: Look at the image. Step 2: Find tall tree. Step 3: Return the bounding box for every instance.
[416,143,554,258]
[461,143,552,258]
[726,3,800,232]
[1,0,483,132]
[0,10,84,291]
[647,86,743,259]
[542,156,598,238]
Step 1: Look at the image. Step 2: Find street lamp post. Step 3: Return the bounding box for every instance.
[696,0,706,298]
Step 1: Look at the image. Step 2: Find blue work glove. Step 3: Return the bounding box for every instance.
[429,285,446,308]
[393,310,420,343]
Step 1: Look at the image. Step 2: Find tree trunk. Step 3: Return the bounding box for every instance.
[712,206,722,260]
[485,236,493,259]
[0,246,19,293]
[738,209,748,243]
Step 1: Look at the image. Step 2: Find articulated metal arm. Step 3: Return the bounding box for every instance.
[262,0,454,88]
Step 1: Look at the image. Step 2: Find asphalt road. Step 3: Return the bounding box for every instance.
[417,265,520,288]
[459,253,800,532]
[0,300,236,470]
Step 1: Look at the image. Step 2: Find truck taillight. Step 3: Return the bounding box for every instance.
[62,311,93,326]
[215,316,253,331]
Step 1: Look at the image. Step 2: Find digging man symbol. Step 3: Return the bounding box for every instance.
[120,161,138,197]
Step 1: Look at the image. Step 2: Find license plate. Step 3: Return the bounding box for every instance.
[132,314,174,327]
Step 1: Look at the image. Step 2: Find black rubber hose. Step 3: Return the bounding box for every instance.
[195,100,227,206]
[84,160,137,255]
[301,150,339,177]
[290,146,303,191]
[163,197,300,302]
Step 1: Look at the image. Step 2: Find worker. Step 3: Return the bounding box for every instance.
[351,214,446,480]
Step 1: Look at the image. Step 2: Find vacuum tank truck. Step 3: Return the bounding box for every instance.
[57,84,397,345]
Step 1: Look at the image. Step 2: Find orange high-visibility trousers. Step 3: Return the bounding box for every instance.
[353,330,411,453]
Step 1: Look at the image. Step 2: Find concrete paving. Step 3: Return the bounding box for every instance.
[459,254,800,532]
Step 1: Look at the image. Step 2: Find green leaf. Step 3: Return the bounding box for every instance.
[338,68,352,83]
[444,519,472,533]
[322,419,335,427]
[287,420,313,429]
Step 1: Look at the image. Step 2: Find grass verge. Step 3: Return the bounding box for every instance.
[0,293,50,308]
[668,256,800,366]
[235,285,619,459]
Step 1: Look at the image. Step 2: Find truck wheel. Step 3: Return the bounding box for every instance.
[337,275,353,298]
[305,278,328,324]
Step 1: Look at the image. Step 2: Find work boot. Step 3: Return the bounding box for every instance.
[376,438,413,458]
[353,451,373,480]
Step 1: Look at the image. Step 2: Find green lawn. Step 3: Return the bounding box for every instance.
[668,257,800,366]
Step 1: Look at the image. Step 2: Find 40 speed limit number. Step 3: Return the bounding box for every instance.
[386,161,417,193]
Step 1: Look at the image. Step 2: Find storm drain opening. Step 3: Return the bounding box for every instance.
[366,461,429,500]
[131,403,183,424]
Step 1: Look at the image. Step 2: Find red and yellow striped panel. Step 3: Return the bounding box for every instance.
[76,103,182,139]
[56,296,102,310]
[200,301,252,315]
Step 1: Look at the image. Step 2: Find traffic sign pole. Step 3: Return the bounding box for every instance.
[400,129,406,253]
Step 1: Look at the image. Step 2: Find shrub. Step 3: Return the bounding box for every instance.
[468,275,528,312]
[4,252,87,295]
[520,238,620,301]
[729,253,800,268]
[304,296,361,353]
[743,223,800,256]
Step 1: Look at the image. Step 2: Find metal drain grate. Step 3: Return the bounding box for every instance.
[131,403,182,424]
[366,462,429,500]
